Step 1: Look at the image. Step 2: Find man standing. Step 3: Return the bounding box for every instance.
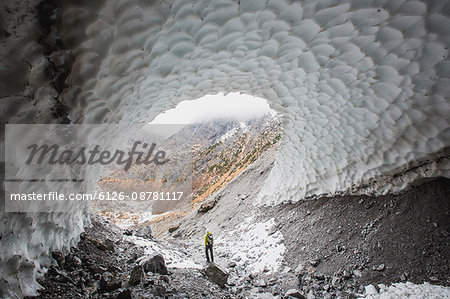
[204,231,214,263]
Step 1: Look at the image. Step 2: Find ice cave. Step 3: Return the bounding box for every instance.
[1,0,449,298]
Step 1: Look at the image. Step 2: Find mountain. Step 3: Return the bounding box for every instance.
[94,112,281,220]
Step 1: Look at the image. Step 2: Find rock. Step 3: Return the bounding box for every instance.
[135,226,152,239]
[48,266,76,285]
[364,284,378,295]
[153,284,166,296]
[268,225,279,236]
[313,273,325,280]
[353,270,362,277]
[257,292,277,299]
[161,275,169,283]
[400,273,407,281]
[285,289,305,298]
[116,289,132,299]
[93,238,115,252]
[335,245,346,252]
[65,255,81,270]
[227,261,237,268]
[331,276,341,286]
[123,229,133,236]
[203,263,229,287]
[279,272,300,291]
[142,254,168,275]
[103,239,115,252]
[237,194,248,200]
[295,264,305,275]
[310,258,320,267]
[100,272,122,292]
[129,265,144,286]
[232,256,242,262]
[52,251,64,267]
[198,199,216,213]
[343,270,351,279]
[168,224,179,233]
[110,265,123,273]
[91,265,108,275]
[374,264,385,271]
[255,278,267,287]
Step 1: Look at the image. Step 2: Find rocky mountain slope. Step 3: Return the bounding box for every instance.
[95,113,281,223]
[191,113,281,202]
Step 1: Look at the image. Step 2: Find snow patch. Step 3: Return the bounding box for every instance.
[222,217,285,277]
[359,282,450,299]
[127,236,203,270]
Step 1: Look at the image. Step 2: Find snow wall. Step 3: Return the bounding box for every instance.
[1,0,449,297]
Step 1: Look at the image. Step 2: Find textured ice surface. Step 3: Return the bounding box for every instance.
[0,1,89,297]
[1,0,450,297]
[54,0,450,204]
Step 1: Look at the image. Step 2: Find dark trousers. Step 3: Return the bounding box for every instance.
[205,245,213,263]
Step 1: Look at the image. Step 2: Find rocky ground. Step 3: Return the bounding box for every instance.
[262,177,450,298]
[27,145,449,298]
[26,215,233,299]
[150,145,450,298]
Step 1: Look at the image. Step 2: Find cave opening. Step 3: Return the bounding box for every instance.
[93,92,282,231]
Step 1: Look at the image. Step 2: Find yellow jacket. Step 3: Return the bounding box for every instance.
[204,232,213,246]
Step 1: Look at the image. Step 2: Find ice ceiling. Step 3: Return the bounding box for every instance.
[1,0,450,297]
[61,0,450,203]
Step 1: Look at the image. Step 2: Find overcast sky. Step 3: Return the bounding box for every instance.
[150,92,272,124]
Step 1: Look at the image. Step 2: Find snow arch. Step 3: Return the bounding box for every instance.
[60,0,450,203]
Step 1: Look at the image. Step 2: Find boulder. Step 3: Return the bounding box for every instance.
[374,263,385,271]
[116,289,132,299]
[135,226,152,239]
[153,284,167,297]
[285,289,305,298]
[142,254,168,275]
[168,224,180,233]
[100,272,122,292]
[294,263,305,275]
[309,258,320,267]
[198,199,216,213]
[103,239,115,252]
[203,263,229,287]
[364,285,378,296]
[353,269,362,277]
[129,265,144,286]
